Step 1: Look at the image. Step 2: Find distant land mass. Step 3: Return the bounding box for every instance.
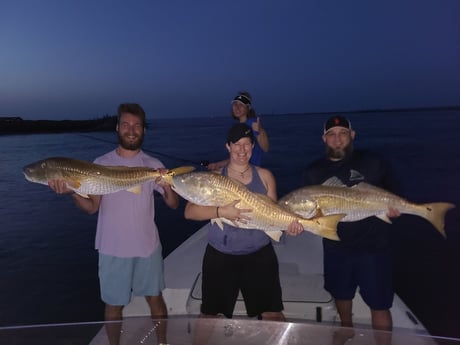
[1,106,459,134]
[267,105,460,117]
[0,115,118,135]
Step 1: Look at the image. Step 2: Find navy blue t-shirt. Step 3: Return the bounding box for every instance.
[303,150,400,252]
[245,118,264,166]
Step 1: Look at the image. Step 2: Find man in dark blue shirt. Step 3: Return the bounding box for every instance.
[303,116,400,339]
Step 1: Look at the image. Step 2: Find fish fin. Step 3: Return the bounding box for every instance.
[66,180,88,198]
[422,202,455,238]
[127,185,142,194]
[211,218,224,230]
[316,208,325,218]
[317,228,340,241]
[75,192,90,199]
[67,180,81,189]
[163,175,174,186]
[376,214,392,224]
[322,176,346,187]
[305,214,345,241]
[353,182,377,190]
[265,231,283,242]
[299,207,322,219]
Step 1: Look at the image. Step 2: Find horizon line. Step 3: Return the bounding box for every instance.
[2,104,460,121]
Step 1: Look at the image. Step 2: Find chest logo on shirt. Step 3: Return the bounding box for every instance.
[349,169,365,182]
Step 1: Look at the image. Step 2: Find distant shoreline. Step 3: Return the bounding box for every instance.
[265,105,460,117]
[1,106,459,134]
[0,116,117,135]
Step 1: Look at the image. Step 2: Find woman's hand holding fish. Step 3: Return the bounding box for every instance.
[286,220,304,236]
[219,200,252,225]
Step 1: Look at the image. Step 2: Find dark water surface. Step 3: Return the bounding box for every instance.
[0,110,458,338]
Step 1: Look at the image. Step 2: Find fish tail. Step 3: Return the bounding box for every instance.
[170,166,196,176]
[162,174,174,186]
[422,202,455,238]
[163,166,196,185]
[301,214,345,241]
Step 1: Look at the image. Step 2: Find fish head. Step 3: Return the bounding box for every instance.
[171,172,219,205]
[279,192,318,219]
[23,158,62,184]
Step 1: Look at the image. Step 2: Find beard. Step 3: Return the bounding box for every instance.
[326,141,353,160]
[118,132,144,151]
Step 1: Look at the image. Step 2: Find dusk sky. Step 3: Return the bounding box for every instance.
[1,1,459,120]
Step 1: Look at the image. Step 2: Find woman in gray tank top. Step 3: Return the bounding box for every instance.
[185,123,303,321]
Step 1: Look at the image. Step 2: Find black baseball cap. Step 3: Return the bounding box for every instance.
[324,116,352,134]
[227,123,254,144]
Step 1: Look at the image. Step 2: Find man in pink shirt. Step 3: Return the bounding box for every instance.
[49,103,178,345]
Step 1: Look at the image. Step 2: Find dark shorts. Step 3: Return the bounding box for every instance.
[201,243,283,318]
[323,247,393,310]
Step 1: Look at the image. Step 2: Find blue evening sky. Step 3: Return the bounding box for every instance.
[1,0,459,120]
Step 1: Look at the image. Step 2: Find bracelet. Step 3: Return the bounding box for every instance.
[216,206,220,218]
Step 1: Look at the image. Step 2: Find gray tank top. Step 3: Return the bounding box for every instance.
[207,165,270,255]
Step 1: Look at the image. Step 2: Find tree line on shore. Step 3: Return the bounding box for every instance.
[0,115,118,134]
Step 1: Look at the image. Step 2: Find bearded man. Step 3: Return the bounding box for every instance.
[303,116,400,344]
[48,103,177,345]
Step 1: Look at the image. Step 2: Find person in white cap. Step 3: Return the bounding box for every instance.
[207,91,269,169]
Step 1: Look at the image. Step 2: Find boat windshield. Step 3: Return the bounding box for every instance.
[1,316,458,345]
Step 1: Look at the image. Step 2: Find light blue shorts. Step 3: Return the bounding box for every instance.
[98,245,165,306]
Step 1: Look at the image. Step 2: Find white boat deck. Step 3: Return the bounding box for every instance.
[123,225,427,333]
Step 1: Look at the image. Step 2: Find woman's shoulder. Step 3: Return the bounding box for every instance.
[254,165,274,180]
[212,168,224,175]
